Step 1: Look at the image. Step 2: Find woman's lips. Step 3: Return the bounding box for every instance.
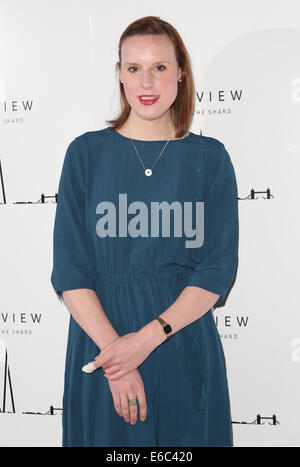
[138,96,159,106]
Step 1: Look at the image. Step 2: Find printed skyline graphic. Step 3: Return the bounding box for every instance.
[0,340,62,416]
[0,157,58,205]
[0,345,15,414]
[232,414,279,425]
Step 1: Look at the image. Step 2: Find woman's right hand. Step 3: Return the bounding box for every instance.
[106,368,147,425]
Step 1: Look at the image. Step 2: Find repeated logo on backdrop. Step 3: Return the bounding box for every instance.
[195,88,243,116]
[214,313,249,340]
[0,98,34,124]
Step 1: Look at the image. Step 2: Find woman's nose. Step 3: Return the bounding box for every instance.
[139,73,154,88]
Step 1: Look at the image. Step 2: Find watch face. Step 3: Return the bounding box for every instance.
[164,324,172,334]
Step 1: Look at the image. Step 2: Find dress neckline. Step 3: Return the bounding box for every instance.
[109,126,192,144]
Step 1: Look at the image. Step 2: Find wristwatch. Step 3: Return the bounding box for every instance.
[155,316,173,340]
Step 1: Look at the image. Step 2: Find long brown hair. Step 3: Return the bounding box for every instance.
[106,16,195,139]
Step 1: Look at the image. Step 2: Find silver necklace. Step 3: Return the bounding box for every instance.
[129,134,171,176]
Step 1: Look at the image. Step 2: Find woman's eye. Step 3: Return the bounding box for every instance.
[128,65,166,72]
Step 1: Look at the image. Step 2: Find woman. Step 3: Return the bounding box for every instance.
[51,15,239,447]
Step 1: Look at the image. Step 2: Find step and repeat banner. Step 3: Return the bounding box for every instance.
[0,0,299,447]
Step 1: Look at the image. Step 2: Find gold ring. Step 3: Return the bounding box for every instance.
[128,398,137,406]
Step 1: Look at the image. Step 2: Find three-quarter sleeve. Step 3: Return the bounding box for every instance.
[186,139,239,307]
[50,136,97,303]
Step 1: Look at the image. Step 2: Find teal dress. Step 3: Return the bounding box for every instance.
[50,126,239,447]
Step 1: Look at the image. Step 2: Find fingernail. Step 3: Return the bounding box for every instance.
[82,362,96,374]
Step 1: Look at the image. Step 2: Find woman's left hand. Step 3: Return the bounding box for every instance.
[93,331,153,380]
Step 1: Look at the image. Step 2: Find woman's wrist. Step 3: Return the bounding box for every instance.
[138,318,167,351]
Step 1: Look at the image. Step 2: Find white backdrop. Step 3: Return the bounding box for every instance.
[0,0,299,447]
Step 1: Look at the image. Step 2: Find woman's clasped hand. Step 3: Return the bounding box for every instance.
[92,331,155,424]
[93,331,153,380]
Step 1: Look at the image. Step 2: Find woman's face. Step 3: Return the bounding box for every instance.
[119,34,182,122]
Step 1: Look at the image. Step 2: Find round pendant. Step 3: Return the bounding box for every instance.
[145,168,152,176]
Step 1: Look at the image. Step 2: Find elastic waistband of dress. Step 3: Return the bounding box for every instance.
[94,265,193,286]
